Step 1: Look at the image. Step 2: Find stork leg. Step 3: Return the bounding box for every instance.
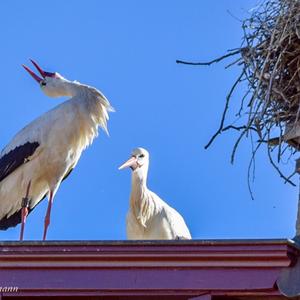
[20,207,28,241]
[20,181,32,241]
[43,190,54,241]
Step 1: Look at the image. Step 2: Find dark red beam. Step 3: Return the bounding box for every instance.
[0,239,297,299]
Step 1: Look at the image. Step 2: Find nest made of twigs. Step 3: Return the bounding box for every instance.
[177,0,300,189]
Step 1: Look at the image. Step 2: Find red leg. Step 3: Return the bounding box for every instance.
[43,190,54,241]
[20,207,28,241]
[20,181,31,241]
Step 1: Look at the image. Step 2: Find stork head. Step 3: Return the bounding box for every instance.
[119,148,150,175]
[22,60,73,98]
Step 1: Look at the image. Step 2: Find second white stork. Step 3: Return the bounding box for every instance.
[0,60,113,240]
[119,148,191,240]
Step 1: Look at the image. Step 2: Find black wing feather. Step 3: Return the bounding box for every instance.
[0,164,74,231]
[0,142,39,182]
[0,193,46,230]
[0,141,39,230]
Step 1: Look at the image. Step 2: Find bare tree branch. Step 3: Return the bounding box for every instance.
[204,70,245,149]
[177,0,300,190]
[176,49,242,66]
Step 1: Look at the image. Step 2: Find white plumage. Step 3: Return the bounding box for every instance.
[119,148,191,240]
[0,60,113,239]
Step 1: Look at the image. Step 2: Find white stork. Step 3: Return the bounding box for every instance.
[119,148,191,240]
[0,60,113,240]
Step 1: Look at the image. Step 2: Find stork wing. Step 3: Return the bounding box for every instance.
[0,141,40,182]
[0,193,46,230]
[0,158,73,231]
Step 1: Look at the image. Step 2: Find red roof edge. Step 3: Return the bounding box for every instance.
[0,239,298,299]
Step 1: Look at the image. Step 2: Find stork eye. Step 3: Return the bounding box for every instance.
[41,82,46,86]
[139,154,145,158]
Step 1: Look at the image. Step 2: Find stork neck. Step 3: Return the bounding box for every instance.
[131,168,148,195]
[63,80,85,97]
[129,165,157,228]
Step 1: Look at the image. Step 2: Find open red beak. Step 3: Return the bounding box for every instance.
[118,156,138,170]
[22,59,55,83]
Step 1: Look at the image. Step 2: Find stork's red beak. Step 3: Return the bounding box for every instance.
[118,157,138,170]
[22,59,56,83]
[22,64,42,83]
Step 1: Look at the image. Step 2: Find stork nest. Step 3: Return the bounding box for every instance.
[177,0,300,191]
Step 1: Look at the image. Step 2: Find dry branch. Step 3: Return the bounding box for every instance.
[178,0,300,185]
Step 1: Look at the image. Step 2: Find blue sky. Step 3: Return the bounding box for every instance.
[0,0,297,240]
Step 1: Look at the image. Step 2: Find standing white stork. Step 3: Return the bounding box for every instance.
[119,148,191,240]
[0,60,113,240]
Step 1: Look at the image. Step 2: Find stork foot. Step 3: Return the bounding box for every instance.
[175,235,189,240]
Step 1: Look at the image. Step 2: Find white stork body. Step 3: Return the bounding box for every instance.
[119,148,191,240]
[0,61,113,238]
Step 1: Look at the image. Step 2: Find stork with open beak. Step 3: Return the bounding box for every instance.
[0,60,113,240]
[119,148,191,240]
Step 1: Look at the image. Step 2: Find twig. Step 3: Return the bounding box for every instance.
[266,131,296,186]
[247,133,264,200]
[176,49,242,66]
[204,70,245,149]
[225,57,243,69]
[222,125,257,132]
[231,129,247,164]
